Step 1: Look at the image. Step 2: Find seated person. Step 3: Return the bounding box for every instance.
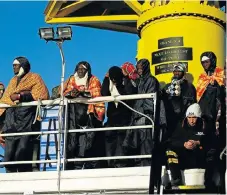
[61,61,105,170]
[165,103,206,186]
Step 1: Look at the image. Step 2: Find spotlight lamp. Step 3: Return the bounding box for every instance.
[57,26,72,40]
[38,26,72,41]
[39,27,54,41]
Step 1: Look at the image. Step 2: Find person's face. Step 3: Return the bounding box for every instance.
[122,68,128,76]
[173,70,184,80]
[187,116,198,126]
[13,63,21,75]
[77,64,87,78]
[136,63,143,76]
[0,85,4,99]
[201,59,211,71]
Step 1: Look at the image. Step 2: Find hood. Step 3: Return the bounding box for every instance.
[136,58,151,77]
[109,66,123,86]
[13,56,31,75]
[200,51,217,74]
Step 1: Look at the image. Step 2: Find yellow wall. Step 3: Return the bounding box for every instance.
[137,2,226,87]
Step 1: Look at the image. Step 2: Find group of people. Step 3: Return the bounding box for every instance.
[0,51,225,192]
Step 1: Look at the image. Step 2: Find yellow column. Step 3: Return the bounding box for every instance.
[137,1,226,86]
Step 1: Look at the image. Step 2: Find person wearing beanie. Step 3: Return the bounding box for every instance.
[162,62,197,138]
[0,56,49,173]
[165,103,207,187]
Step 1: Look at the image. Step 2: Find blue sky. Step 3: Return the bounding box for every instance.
[0,1,138,172]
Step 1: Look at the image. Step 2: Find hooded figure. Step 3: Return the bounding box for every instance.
[101,66,136,168]
[165,103,207,186]
[62,61,105,170]
[123,59,161,166]
[0,56,49,172]
[162,62,197,138]
[197,52,225,192]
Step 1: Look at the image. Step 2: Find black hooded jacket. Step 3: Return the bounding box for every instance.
[133,59,159,118]
[101,66,135,125]
[167,118,206,150]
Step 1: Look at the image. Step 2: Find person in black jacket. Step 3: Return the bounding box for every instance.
[123,59,160,166]
[101,66,137,168]
[166,103,206,186]
[162,62,196,138]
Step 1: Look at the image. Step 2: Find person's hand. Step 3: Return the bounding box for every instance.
[184,141,194,150]
[10,93,20,102]
[189,140,200,149]
[70,89,80,97]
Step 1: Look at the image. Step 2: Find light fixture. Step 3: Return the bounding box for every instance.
[57,26,72,40]
[39,27,54,41]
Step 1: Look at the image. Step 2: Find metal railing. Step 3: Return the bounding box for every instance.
[0,93,157,193]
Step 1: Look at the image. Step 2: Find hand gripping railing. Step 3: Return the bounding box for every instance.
[0,93,157,193]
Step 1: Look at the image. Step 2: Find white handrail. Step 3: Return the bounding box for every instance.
[0,155,152,166]
[0,93,156,108]
[0,125,153,137]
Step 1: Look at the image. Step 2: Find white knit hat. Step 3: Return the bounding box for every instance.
[186,103,202,118]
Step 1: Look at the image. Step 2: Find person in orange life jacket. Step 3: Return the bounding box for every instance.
[162,62,196,139]
[101,66,137,168]
[0,57,49,172]
[166,103,207,186]
[196,52,225,191]
[62,61,105,170]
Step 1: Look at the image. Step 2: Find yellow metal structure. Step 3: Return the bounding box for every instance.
[44,0,226,86]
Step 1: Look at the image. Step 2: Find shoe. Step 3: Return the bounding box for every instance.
[171,178,183,187]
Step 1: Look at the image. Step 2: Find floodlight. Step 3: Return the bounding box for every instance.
[56,26,72,40]
[39,27,54,40]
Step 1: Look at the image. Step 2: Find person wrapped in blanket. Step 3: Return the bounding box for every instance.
[165,103,211,187]
[123,59,167,167]
[196,52,225,192]
[0,57,49,172]
[101,65,138,168]
[62,61,105,170]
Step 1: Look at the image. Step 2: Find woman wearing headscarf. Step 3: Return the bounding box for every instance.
[0,56,49,172]
[101,66,136,168]
[197,51,225,192]
[62,61,105,170]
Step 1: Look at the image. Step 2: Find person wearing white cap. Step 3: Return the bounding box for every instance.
[165,103,208,187]
[162,62,196,138]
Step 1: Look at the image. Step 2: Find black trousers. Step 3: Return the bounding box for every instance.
[4,136,33,172]
[166,147,205,182]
